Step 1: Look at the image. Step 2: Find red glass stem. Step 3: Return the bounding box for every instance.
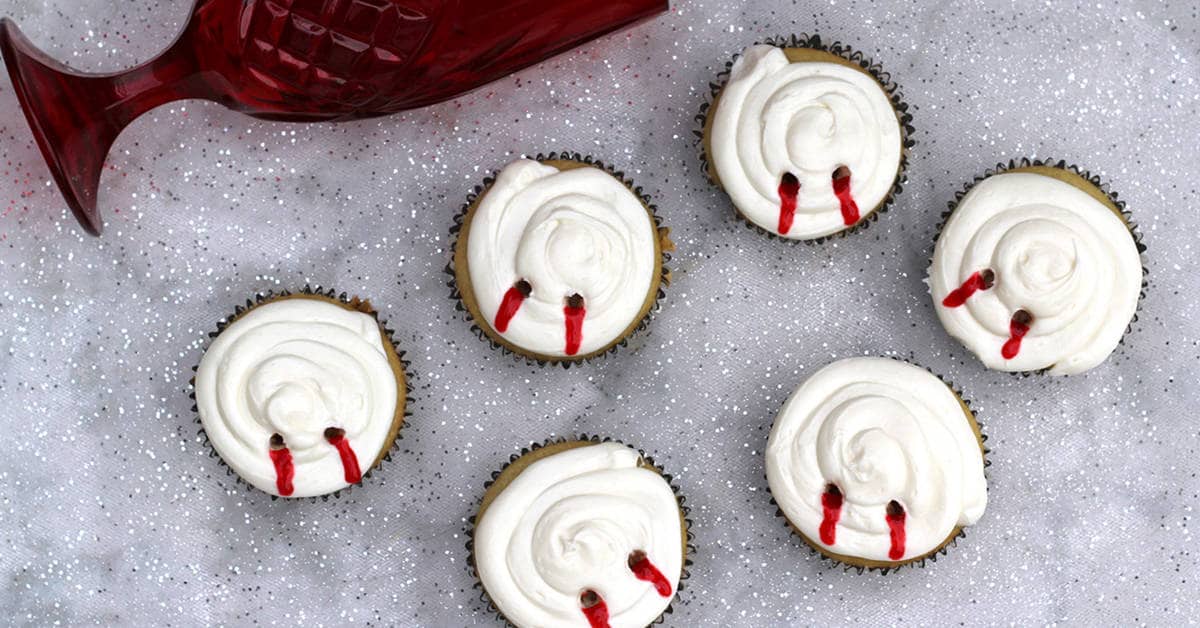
[0,16,212,235]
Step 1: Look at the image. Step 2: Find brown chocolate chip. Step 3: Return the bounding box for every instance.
[324,427,345,440]
[780,172,799,188]
[825,483,842,498]
[269,433,285,450]
[1013,309,1033,326]
[833,165,851,180]
[514,279,532,297]
[627,550,647,569]
[580,589,601,608]
[980,269,996,289]
[886,500,904,518]
[565,293,584,309]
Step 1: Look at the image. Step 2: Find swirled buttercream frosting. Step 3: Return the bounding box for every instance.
[766,358,987,562]
[930,171,1141,375]
[195,297,399,497]
[710,44,902,239]
[465,159,657,357]
[475,442,682,628]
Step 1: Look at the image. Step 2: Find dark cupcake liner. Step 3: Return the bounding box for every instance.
[695,33,916,244]
[446,151,673,368]
[465,434,695,626]
[930,157,1149,376]
[187,285,414,502]
[766,357,990,574]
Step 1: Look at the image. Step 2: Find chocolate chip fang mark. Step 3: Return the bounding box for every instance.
[494,279,532,333]
[942,269,996,307]
[1002,309,1033,360]
[832,166,860,226]
[627,550,672,597]
[776,167,859,234]
[580,589,610,628]
[885,500,907,561]
[268,433,295,497]
[563,293,585,356]
[777,172,800,235]
[324,427,361,484]
[819,483,844,545]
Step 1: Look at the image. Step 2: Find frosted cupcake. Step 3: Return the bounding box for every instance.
[472,439,688,626]
[930,161,1144,374]
[451,154,672,364]
[701,36,911,240]
[766,357,987,570]
[194,290,408,498]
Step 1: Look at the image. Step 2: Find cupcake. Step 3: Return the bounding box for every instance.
[930,160,1144,375]
[472,439,688,627]
[193,289,408,498]
[451,154,672,364]
[766,357,987,570]
[701,36,911,240]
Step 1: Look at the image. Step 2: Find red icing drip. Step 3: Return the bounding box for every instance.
[888,504,902,561]
[886,503,907,561]
[630,555,672,597]
[326,431,362,484]
[564,303,585,356]
[494,285,527,333]
[819,485,843,545]
[581,593,610,628]
[777,172,800,235]
[832,173,860,226]
[942,271,990,307]
[1001,315,1032,360]
[269,447,294,497]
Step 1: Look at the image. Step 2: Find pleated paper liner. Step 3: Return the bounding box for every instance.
[930,157,1149,376]
[447,151,674,368]
[187,286,414,502]
[695,33,916,243]
[465,434,695,627]
[767,358,991,574]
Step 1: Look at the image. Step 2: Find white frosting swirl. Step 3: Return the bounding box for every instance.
[766,358,987,562]
[710,44,902,238]
[475,443,682,628]
[931,172,1142,374]
[466,159,657,357]
[195,298,399,497]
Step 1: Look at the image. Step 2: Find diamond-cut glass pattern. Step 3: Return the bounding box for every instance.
[242,0,436,107]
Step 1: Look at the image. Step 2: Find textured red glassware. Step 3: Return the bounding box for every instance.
[0,0,667,235]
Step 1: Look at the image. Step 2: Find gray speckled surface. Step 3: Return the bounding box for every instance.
[0,0,1197,625]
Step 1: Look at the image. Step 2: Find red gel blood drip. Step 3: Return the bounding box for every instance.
[832,170,860,226]
[269,444,294,497]
[1001,310,1033,360]
[629,552,672,597]
[819,484,844,545]
[564,294,585,356]
[325,428,362,484]
[886,501,906,561]
[494,281,531,333]
[580,590,610,628]
[777,172,800,235]
[942,270,995,308]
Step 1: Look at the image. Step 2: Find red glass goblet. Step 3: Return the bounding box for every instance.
[0,0,667,235]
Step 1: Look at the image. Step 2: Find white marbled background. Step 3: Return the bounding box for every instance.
[0,0,1197,625]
